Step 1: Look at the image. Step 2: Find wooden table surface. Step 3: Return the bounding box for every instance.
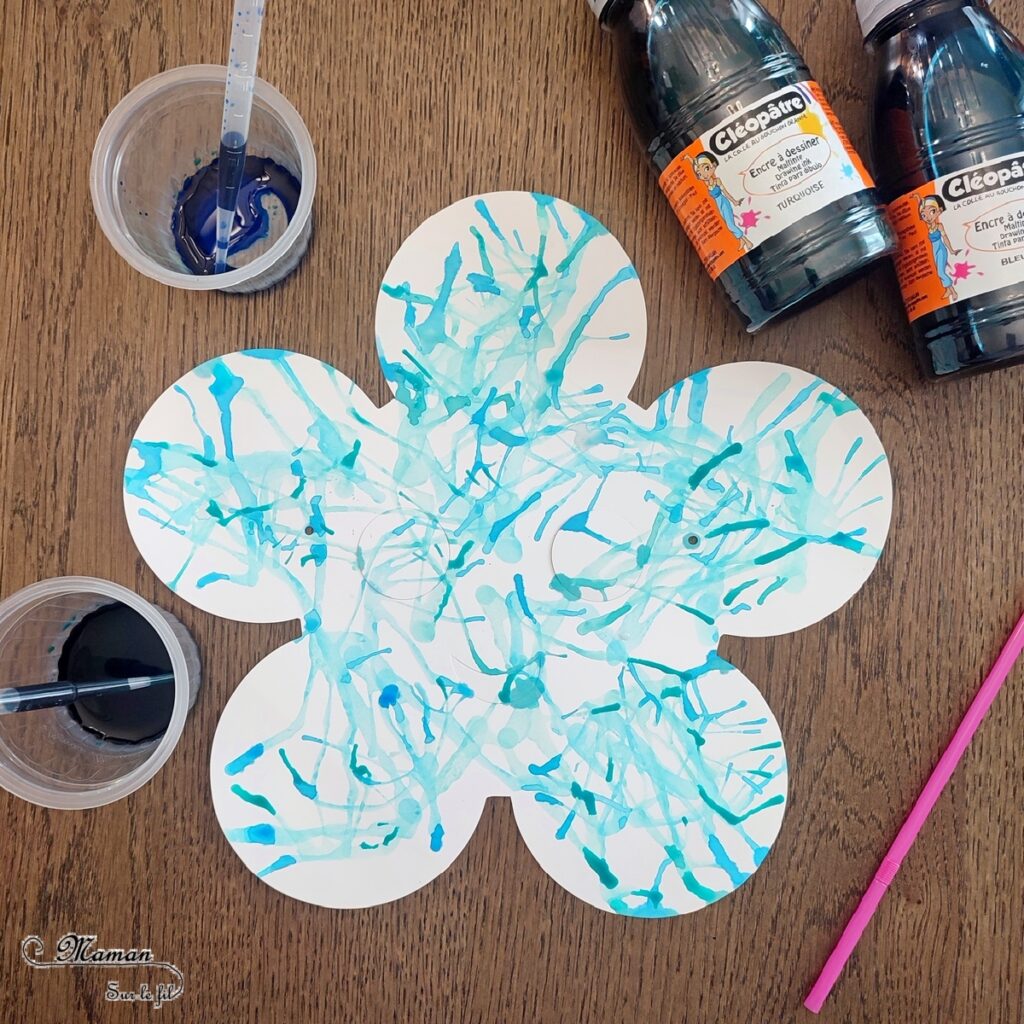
[2,1,1023,1021]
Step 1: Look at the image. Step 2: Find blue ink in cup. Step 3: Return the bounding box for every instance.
[90,65,316,293]
[172,155,300,275]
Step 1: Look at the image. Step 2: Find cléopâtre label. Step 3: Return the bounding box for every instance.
[658,82,875,280]
[888,152,1024,321]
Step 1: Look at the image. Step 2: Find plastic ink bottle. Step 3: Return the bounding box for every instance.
[588,0,896,332]
[857,0,1024,379]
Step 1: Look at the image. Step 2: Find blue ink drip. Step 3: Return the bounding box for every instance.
[258,854,297,876]
[172,156,301,275]
[226,743,265,776]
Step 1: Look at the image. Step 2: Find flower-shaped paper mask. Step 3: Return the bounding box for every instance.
[124,192,892,916]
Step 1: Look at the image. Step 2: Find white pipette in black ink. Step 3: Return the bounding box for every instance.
[214,0,267,273]
[0,675,174,715]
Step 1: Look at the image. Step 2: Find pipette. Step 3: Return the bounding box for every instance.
[214,0,267,273]
[0,674,175,715]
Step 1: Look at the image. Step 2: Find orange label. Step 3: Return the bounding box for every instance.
[888,154,1024,322]
[659,82,875,280]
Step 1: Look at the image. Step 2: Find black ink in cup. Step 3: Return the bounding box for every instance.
[56,603,175,745]
[0,578,199,809]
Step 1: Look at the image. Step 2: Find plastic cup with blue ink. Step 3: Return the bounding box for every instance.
[90,65,316,293]
[0,578,201,809]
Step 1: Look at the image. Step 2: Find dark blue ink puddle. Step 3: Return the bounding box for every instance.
[172,156,301,275]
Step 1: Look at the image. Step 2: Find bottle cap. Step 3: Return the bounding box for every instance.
[855,0,914,38]
[586,0,613,19]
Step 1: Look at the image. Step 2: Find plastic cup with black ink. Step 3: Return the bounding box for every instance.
[90,65,316,293]
[0,578,201,809]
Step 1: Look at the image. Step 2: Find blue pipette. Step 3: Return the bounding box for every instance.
[214,0,267,273]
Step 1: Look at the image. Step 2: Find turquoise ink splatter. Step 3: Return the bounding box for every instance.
[570,781,598,815]
[259,855,297,877]
[555,811,576,841]
[707,834,747,887]
[230,783,276,815]
[430,824,444,852]
[208,361,244,461]
[754,537,809,565]
[237,824,276,845]
[197,571,231,589]
[689,443,743,488]
[378,684,400,708]
[279,749,317,800]
[124,192,891,916]
[225,743,264,776]
[583,847,619,889]
[697,785,785,825]
[528,754,562,776]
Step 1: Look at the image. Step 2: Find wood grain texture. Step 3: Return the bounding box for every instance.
[1,1,1023,1021]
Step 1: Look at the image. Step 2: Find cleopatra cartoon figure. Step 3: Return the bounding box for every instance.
[915,194,962,303]
[685,152,753,252]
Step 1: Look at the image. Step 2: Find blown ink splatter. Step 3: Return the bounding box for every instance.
[124,192,892,915]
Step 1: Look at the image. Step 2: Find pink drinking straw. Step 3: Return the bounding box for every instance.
[804,606,1024,1014]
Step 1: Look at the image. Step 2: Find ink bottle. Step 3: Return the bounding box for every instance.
[858,0,1024,379]
[589,0,896,332]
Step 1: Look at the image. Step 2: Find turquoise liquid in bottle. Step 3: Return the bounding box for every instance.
[860,0,1024,378]
[589,0,896,333]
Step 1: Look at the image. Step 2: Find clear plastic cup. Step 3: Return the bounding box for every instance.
[90,64,316,293]
[0,578,201,809]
